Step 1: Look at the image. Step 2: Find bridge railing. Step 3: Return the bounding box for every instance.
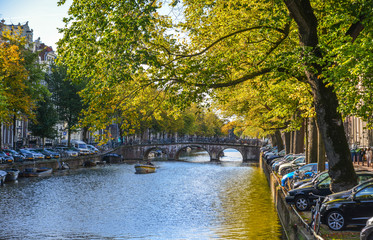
[111,137,262,148]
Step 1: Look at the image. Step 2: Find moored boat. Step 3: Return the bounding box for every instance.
[5,169,20,182]
[19,167,53,177]
[134,163,156,174]
[0,170,7,185]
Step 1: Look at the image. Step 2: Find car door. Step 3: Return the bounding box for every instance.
[347,185,373,225]
[315,176,332,196]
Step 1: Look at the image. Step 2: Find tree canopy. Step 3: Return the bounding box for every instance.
[57,0,373,191]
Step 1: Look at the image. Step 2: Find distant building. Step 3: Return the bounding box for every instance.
[0,20,57,148]
[0,19,33,48]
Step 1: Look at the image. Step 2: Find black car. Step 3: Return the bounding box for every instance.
[0,151,14,163]
[286,171,373,211]
[34,149,60,159]
[361,217,373,240]
[292,171,329,189]
[3,149,25,162]
[320,181,373,231]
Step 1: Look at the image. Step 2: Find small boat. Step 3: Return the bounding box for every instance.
[58,161,70,170]
[19,167,53,177]
[83,160,97,167]
[135,163,156,174]
[5,169,20,182]
[0,170,7,185]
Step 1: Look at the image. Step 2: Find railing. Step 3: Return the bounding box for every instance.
[107,137,262,148]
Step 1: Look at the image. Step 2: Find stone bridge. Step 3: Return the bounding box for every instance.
[116,142,260,162]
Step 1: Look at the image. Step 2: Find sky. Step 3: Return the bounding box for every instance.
[0,0,72,50]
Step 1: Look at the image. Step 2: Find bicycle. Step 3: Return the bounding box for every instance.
[309,193,325,234]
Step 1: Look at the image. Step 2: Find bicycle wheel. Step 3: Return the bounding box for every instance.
[314,212,320,233]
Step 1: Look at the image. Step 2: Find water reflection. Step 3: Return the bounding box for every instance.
[0,151,281,239]
[220,148,243,162]
[215,168,282,239]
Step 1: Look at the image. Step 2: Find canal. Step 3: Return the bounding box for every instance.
[0,149,282,239]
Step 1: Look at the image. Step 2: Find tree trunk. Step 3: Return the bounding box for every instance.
[305,118,309,163]
[284,0,357,192]
[67,127,71,147]
[295,121,305,154]
[0,123,2,149]
[274,130,284,151]
[308,118,318,163]
[82,127,89,143]
[284,131,291,154]
[289,131,294,153]
[317,123,326,172]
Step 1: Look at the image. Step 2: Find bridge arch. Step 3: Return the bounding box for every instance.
[143,147,168,160]
[218,148,244,161]
[175,145,211,161]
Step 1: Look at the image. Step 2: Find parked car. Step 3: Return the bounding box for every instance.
[25,149,45,160]
[360,217,373,240]
[18,149,35,160]
[45,148,60,158]
[70,146,90,156]
[265,149,286,162]
[3,149,25,162]
[292,170,329,189]
[71,140,91,155]
[0,151,14,163]
[320,180,373,231]
[34,149,59,159]
[286,171,373,211]
[55,147,79,158]
[281,163,329,188]
[272,154,304,171]
[19,149,44,160]
[278,156,306,175]
[87,145,99,154]
[271,154,295,167]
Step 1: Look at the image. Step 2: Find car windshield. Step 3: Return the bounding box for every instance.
[78,144,87,148]
[316,176,331,188]
[353,180,373,193]
[299,165,314,172]
[313,172,329,183]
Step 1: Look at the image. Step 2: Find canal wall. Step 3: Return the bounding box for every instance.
[260,155,323,240]
[0,154,103,171]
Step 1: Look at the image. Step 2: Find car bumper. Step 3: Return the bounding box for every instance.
[285,195,295,204]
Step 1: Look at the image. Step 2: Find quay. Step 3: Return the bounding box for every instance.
[261,154,371,240]
[0,153,105,172]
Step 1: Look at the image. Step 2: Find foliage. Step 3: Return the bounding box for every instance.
[29,93,58,141]
[0,27,48,123]
[45,64,84,144]
[0,28,30,123]
[57,0,373,190]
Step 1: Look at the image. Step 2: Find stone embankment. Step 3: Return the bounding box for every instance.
[0,153,104,171]
[261,154,367,240]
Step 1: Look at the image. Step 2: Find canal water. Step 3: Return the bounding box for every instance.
[0,149,282,239]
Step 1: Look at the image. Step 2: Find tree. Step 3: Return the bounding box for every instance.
[29,93,58,147]
[46,64,84,146]
[0,27,46,149]
[57,0,373,191]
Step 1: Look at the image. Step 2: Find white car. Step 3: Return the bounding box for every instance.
[278,156,306,175]
[87,145,99,154]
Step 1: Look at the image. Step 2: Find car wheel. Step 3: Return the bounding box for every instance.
[295,195,309,211]
[327,211,345,231]
[367,233,373,240]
